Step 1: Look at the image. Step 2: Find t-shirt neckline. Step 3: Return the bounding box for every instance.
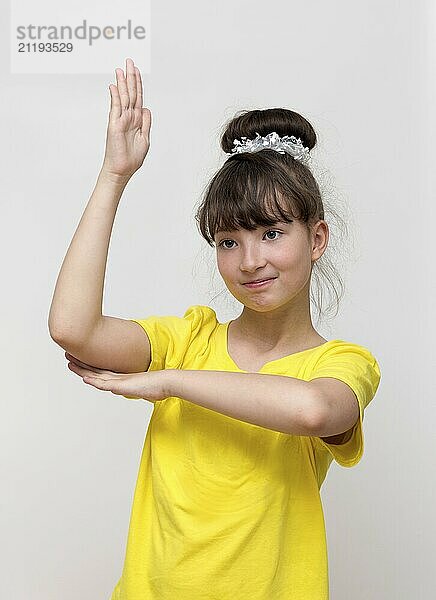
[220,319,341,373]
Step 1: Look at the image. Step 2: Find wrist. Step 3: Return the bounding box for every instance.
[163,369,182,398]
[98,167,131,188]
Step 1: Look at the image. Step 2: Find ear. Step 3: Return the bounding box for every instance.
[311,220,329,261]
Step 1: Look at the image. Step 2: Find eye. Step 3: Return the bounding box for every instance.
[218,239,236,249]
[217,229,282,249]
[265,230,282,240]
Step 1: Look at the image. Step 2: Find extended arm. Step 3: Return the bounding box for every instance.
[166,369,321,435]
[66,357,357,438]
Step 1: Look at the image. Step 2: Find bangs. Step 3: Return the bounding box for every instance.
[198,155,302,245]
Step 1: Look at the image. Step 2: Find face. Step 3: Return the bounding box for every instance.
[214,219,328,312]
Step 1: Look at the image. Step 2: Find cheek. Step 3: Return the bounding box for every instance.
[274,247,299,269]
[216,255,232,281]
[275,248,312,279]
[216,251,234,269]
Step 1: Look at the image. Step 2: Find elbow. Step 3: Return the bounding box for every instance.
[48,320,64,344]
[48,310,68,342]
[48,322,63,343]
[299,389,327,436]
[48,321,72,345]
[48,323,83,354]
[48,327,70,352]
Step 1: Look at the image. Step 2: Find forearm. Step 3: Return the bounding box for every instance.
[48,169,129,342]
[166,369,320,436]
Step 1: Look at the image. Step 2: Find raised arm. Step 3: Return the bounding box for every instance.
[48,58,152,373]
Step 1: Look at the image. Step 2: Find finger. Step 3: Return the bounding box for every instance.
[126,58,137,109]
[65,352,88,367]
[82,375,125,396]
[65,351,99,370]
[65,351,117,375]
[115,67,130,110]
[141,107,151,136]
[134,66,143,110]
[67,362,113,381]
[82,375,112,388]
[109,82,121,120]
[67,362,98,378]
[65,351,85,365]
[65,355,94,371]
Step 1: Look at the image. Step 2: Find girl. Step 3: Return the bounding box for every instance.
[49,58,381,600]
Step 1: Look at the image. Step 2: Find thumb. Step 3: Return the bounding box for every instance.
[141,107,152,136]
[108,83,121,122]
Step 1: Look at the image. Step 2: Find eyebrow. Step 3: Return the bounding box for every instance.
[215,229,237,236]
[216,221,289,235]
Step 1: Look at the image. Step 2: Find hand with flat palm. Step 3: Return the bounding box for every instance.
[65,352,170,403]
[101,57,151,182]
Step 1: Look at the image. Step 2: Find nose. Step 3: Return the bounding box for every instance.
[239,243,267,273]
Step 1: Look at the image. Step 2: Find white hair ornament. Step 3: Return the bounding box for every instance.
[227,131,311,164]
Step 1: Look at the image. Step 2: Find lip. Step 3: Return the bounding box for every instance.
[243,277,276,289]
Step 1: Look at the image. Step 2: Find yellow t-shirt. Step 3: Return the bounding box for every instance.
[110,305,381,600]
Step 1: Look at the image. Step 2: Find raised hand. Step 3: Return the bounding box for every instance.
[101,57,152,181]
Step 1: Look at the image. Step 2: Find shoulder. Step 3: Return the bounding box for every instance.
[182,304,218,320]
[309,338,382,409]
[166,305,221,346]
[182,305,219,331]
[314,339,380,373]
[131,304,218,342]
[130,305,219,371]
[309,340,382,455]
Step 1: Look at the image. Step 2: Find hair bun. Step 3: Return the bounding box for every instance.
[221,108,317,155]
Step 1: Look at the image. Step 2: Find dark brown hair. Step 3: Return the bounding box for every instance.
[194,108,345,322]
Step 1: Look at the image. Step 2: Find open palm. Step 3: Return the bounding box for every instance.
[65,352,169,403]
[102,57,152,180]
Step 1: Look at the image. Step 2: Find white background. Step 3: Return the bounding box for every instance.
[1,1,434,598]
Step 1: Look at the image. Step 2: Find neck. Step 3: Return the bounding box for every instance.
[233,283,321,352]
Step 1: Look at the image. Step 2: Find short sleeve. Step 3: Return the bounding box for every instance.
[121,305,210,401]
[307,342,381,468]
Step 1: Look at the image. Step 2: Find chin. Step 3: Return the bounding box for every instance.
[236,295,283,312]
